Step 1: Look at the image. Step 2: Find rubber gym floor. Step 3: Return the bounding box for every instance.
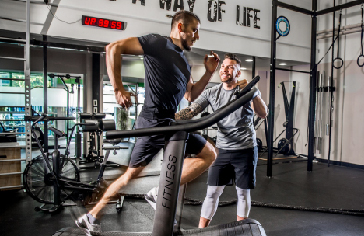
[1,148,364,236]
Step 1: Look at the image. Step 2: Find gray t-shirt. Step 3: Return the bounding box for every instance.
[193,84,256,150]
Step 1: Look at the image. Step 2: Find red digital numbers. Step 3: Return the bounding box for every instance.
[104,20,109,28]
[84,17,97,26]
[82,15,124,30]
[98,19,110,28]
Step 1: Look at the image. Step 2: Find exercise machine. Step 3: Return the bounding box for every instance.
[276,81,298,155]
[23,114,126,213]
[256,81,299,156]
[54,76,266,236]
[48,74,81,144]
[0,122,17,143]
[79,113,107,164]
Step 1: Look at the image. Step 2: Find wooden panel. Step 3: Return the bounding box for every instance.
[0,147,21,190]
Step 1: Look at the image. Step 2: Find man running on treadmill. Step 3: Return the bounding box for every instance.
[75,10,219,235]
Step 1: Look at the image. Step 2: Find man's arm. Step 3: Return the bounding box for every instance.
[176,88,210,120]
[184,73,212,102]
[237,79,267,118]
[252,95,268,119]
[106,37,143,108]
[184,52,220,102]
[175,103,206,120]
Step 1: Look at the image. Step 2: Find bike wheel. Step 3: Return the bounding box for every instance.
[23,154,80,204]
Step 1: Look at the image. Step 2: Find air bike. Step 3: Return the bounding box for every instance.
[54,76,266,236]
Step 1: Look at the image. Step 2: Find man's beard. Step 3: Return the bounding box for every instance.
[181,37,191,51]
[221,76,234,83]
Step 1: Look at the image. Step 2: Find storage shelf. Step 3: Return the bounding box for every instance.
[0,132,25,135]
[0,92,25,94]
[0,56,25,61]
[0,159,26,162]
[0,78,25,81]
[0,106,26,108]
[0,185,23,190]
[0,112,25,114]
[0,172,22,176]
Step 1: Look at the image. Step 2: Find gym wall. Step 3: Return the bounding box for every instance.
[0,0,311,63]
[315,0,364,166]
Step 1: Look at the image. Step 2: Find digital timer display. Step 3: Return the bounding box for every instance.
[82,15,126,30]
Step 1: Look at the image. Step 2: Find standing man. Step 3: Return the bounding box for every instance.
[175,53,267,228]
[76,11,219,235]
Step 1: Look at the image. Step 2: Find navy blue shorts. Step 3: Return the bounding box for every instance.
[207,146,258,189]
[128,116,207,168]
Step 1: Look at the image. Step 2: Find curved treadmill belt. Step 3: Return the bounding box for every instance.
[53,219,266,236]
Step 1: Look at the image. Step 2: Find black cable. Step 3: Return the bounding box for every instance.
[333,10,344,69]
[120,193,364,216]
[358,5,364,67]
[316,34,339,66]
[251,201,364,216]
[315,8,345,70]
[46,5,81,24]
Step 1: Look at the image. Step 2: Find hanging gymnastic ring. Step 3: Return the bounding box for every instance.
[333,57,344,69]
[358,6,364,67]
[358,54,364,67]
[276,16,290,37]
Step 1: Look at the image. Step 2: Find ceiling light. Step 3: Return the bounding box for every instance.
[240,67,247,70]
[279,63,287,66]
[245,59,253,62]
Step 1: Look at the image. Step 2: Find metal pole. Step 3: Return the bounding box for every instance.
[66,89,69,144]
[152,131,188,236]
[43,35,48,154]
[25,0,32,164]
[52,137,60,207]
[328,0,336,167]
[75,77,81,165]
[276,0,314,15]
[267,0,277,177]
[135,83,138,122]
[316,0,364,16]
[252,57,256,80]
[307,0,318,171]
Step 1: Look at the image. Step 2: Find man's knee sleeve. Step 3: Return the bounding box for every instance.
[236,187,251,218]
[200,186,225,220]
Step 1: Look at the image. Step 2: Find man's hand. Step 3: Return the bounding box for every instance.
[237,79,248,89]
[204,51,220,75]
[115,90,134,109]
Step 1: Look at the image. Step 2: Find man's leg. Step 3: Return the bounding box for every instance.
[236,187,251,221]
[237,215,246,221]
[198,217,211,228]
[145,135,216,212]
[180,141,216,185]
[145,142,216,209]
[232,147,257,221]
[90,166,145,218]
[76,166,145,235]
[198,185,225,228]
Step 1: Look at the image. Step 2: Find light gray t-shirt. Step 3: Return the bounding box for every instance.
[193,84,256,150]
